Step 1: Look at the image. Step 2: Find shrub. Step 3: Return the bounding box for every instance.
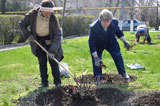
[0,15,94,45]
[0,15,24,44]
[58,15,94,37]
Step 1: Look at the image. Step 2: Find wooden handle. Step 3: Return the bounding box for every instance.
[33,40,75,78]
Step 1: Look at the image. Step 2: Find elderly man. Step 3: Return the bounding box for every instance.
[88,9,131,82]
[135,24,152,44]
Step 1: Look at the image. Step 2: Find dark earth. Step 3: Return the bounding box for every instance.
[17,73,160,106]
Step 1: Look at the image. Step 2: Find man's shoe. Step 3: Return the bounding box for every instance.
[38,84,49,89]
[121,73,130,80]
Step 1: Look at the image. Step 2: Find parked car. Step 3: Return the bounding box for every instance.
[122,19,145,31]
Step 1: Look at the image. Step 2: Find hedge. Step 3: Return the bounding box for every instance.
[58,15,94,37]
[0,15,94,45]
[0,15,23,44]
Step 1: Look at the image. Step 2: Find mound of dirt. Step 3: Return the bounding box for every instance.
[16,74,160,106]
[130,91,160,106]
[79,73,137,85]
[35,87,160,106]
[35,86,130,106]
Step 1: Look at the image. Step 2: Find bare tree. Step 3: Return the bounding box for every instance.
[155,0,159,30]
[130,0,135,33]
[135,0,157,26]
[113,0,120,16]
[119,0,127,30]
[1,0,6,14]
[53,0,63,7]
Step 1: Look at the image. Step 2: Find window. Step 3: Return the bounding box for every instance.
[134,20,138,23]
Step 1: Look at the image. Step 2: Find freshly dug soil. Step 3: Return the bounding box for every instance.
[35,87,160,106]
[35,73,135,106]
[17,74,160,106]
[130,91,160,106]
[35,86,130,106]
[79,73,137,85]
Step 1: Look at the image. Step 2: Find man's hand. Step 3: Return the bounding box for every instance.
[48,53,55,60]
[124,41,131,50]
[94,57,102,67]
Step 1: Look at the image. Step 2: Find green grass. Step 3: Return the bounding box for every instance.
[0,31,160,105]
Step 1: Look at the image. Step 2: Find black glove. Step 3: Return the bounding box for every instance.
[94,57,102,67]
[124,41,131,50]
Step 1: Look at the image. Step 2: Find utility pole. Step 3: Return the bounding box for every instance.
[130,0,134,33]
[119,0,126,30]
[155,0,159,30]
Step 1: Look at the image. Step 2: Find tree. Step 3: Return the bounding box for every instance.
[130,0,135,33]
[1,0,6,14]
[5,0,32,12]
[113,0,120,16]
[135,0,157,26]
[119,0,126,30]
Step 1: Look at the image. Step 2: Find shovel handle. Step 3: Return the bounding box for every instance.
[34,40,48,53]
[33,40,76,79]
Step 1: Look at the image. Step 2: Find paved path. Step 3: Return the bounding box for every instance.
[0,42,29,52]
[0,35,88,52]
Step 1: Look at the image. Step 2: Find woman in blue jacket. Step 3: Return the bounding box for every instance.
[88,9,131,82]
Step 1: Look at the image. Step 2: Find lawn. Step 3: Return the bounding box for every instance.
[0,31,160,105]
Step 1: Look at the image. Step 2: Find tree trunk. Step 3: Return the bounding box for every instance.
[130,0,134,33]
[113,0,120,16]
[61,0,67,41]
[119,0,126,30]
[155,0,159,30]
[1,0,6,14]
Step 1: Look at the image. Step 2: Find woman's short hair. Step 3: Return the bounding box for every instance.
[99,9,113,21]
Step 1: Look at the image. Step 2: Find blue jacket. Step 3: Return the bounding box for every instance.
[88,19,124,53]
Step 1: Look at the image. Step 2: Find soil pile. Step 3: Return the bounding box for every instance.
[130,91,160,106]
[17,74,160,106]
[35,87,129,106]
[79,73,137,85]
[35,73,135,106]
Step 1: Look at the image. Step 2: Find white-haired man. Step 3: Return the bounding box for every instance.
[88,9,131,82]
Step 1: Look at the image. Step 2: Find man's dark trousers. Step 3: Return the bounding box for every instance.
[91,41,126,79]
[36,37,61,86]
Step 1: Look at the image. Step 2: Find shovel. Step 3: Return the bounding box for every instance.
[33,40,80,84]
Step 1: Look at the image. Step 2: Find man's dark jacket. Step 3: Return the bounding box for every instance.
[89,19,124,53]
[19,6,63,61]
